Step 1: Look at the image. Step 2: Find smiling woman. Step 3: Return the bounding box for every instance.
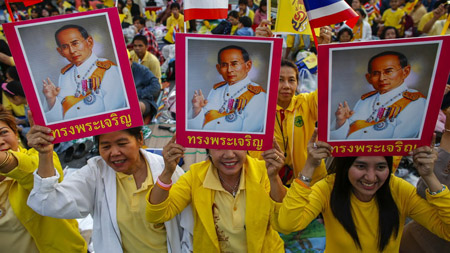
[0,106,87,252]
[147,138,288,252]
[277,131,450,252]
[27,126,193,252]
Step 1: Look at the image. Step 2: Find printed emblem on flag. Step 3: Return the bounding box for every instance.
[292,0,308,32]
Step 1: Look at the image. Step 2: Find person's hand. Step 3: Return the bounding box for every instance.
[444,84,450,95]
[255,20,273,37]
[433,4,446,20]
[410,136,438,179]
[161,134,185,180]
[317,26,332,45]
[305,129,333,170]
[42,78,60,110]
[335,101,354,129]
[262,138,285,179]
[26,110,54,154]
[192,89,207,118]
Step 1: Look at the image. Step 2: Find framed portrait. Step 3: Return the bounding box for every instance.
[317,36,450,156]
[176,33,283,151]
[3,8,143,143]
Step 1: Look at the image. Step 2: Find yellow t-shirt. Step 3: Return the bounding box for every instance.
[279,174,450,252]
[2,92,25,117]
[166,13,189,32]
[382,8,406,30]
[0,178,39,253]
[116,166,167,252]
[418,12,448,32]
[203,165,247,253]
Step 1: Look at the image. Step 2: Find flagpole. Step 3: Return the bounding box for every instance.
[5,0,16,23]
[310,26,319,50]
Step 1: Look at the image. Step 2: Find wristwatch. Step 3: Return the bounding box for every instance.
[298,173,312,183]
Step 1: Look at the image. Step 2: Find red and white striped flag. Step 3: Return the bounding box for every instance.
[303,0,359,28]
[184,0,228,21]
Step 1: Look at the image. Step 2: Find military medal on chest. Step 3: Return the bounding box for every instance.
[73,62,101,105]
[218,85,249,117]
[366,92,403,131]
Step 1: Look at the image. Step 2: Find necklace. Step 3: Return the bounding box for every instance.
[219,84,248,113]
[276,112,288,158]
[73,62,96,97]
[366,91,403,122]
[218,171,241,197]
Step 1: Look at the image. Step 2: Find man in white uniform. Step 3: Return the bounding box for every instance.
[43,24,127,123]
[331,51,427,140]
[188,45,266,132]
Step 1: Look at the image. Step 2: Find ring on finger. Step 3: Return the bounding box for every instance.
[313,142,318,149]
[275,155,280,161]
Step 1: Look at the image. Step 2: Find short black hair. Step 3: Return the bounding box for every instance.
[55,24,89,47]
[170,2,180,10]
[217,45,250,64]
[133,17,146,25]
[3,80,25,98]
[6,67,19,81]
[132,35,148,46]
[380,26,400,39]
[239,16,252,27]
[356,8,366,18]
[94,126,143,148]
[337,27,353,41]
[238,0,247,6]
[228,10,239,19]
[368,51,408,73]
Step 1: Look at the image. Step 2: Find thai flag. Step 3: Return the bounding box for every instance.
[374,0,382,13]
[364,2,375,15]
[303,0,359,28]
[184,0,228,21]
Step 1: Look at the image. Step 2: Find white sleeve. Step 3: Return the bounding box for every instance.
[102,66,127,110]
[27,164,98,219]
[242,92,266,132]
[392,98,427,138]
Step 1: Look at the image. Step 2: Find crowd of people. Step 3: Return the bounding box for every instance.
[0,0,449,252]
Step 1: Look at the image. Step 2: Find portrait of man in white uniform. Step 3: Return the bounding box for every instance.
[330,51,427,140]
[187,45,267,133]
[42,24,127,123]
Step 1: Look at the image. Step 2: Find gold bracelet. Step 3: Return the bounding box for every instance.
[0,152,11,168]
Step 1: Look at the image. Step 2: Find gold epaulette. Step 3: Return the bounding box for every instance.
[213,81,227,90]
[361,90,378,100]
[247,84,266,94]
[402,90,426,101]
[61,63,74,74]
[96,60,116,70]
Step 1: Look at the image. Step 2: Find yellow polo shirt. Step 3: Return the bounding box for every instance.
[418,12,448,32]
[0,177,38,252]
[116,165,167,252]
[382,8,406,30]
[130,50,162,83]
[203,165,247,253]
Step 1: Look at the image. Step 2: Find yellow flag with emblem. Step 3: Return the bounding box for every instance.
[274,0,318,34]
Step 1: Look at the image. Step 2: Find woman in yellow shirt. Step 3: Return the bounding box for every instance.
[278,131,450,252]
[0,106,86,252]
[147,136,288,252]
